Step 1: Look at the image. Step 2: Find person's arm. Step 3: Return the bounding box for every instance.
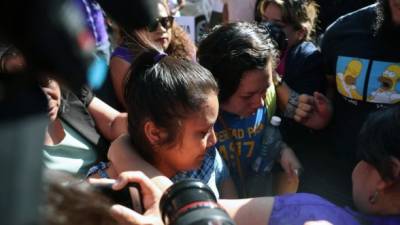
[220,178,238,199]
[105,173,275,225]
[219,197,274,225]
[108,134,172,192]
[109,56,130,108]
[278,143,301,177]
[222,3,229,23]
[87,97,128,141]
[274,74,332,130]
[174,0,186,12]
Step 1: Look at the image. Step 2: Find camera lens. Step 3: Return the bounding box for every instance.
[160,179,236,225]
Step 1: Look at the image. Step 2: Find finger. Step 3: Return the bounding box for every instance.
[281,161,294,176]
[88,178,116,186]
[298,94,314,105]
[297,102,313,113]
[294,114,303,122]
[113,171,147,190]
[295,107,310,120]
[114,171,160,197]
[110,204,143,225]
[313,92,328,104]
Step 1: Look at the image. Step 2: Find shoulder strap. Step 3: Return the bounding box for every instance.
[59,87,110,161]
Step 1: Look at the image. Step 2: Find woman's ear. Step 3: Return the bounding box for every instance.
[144,120,167,146]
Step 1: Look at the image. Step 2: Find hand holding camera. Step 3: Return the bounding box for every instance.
[91,172,236,225]
[89,171,164,225]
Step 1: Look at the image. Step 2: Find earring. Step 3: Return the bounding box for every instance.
[368,191,379,204]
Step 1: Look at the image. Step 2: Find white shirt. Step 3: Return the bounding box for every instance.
[223,0,257,22]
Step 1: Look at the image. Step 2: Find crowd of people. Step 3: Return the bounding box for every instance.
[2,0,400,225]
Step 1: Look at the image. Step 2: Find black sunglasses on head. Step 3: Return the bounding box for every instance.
[148,16,174,32]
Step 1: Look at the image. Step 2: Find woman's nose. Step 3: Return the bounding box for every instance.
[207,129,217,148]
[253,94,265,109]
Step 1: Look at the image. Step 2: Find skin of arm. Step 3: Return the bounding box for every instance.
[87,97,128,141]
[107,134,173,192]
[222,3,229,23]
[109,56,130,109]
[101,173,275,225]
[109,135,238,197]
[279,143,302,177]
[220,178,238,199]
[219,197,274,225]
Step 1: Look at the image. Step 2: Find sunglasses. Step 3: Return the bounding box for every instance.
[148,16,174,32]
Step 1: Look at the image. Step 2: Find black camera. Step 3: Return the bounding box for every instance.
[160,179,236,225]
[92,181,144,213]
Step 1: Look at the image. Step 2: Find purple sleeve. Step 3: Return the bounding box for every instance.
[75,0,109,45]
[269,193,360,225]
[111,46,134,63]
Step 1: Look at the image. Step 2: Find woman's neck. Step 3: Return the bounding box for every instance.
[44,119,65,146]
[153,160,178,179]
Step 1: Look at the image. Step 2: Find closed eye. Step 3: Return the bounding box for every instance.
[241,95,252,100]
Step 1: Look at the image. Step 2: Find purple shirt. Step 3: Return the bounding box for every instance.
[269,193,400,225]
[75,0,109,46]
[111,46,134,63]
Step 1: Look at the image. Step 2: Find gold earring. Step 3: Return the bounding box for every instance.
[368,191,379,204]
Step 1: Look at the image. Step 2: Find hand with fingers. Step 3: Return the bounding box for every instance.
[279,144,302,178]
[109,171,164,225]
[294,92,332,130]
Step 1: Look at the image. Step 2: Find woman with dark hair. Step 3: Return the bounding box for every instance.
[39,77,126,176]
[94,49,237,198]
[256,0,325,96]
[108,0,196,109]
[197,22,306,197]
[255,0,328,190]
[108,22,330,198]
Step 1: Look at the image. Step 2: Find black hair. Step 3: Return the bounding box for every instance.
[374,0,400,43]
[283,0,319,40]
[375,0,389,34]
[41,170,117,225]
[357,106,400,181]
[197,22,278,103]
[124,49,218,162]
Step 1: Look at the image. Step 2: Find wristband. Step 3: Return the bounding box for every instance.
[283,90,299,118]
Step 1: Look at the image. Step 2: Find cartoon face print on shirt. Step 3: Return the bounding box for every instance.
[336,56,400,104]
[367,63,400,104]
[336,56,369,101]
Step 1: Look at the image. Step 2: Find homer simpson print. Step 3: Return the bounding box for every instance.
[336,57,367,100]
[336,56,400,104]
[368,64,400,104]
